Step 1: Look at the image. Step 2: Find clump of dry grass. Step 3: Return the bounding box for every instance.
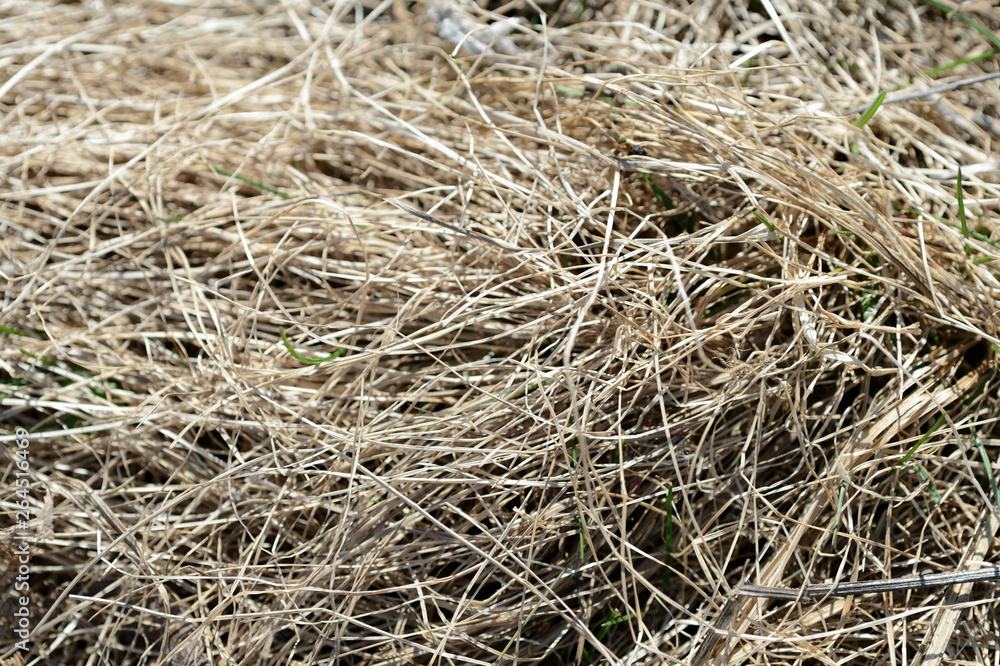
[2,0,1000,664]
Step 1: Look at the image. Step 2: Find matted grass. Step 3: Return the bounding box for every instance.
[1,0,1000,664]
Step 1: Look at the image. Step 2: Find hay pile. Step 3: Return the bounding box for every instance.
[2,0,1000,664]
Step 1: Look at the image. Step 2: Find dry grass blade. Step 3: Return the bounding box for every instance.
[913,506,1000,666]
[734,566,1000,600]
[1,1,1000,665]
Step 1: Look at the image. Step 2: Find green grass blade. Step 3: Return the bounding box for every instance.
[702,289,751,320]
[941,222,1000,250]
[926,50,1000,77]
[280,329,345,364]
[853,89,887,128]
[664,486,674,555]
[570,442,587,562]
[957,165,971,257]
[487,378,553,403]
[641,172,692,232]
[19,347,58,366]
[899,367,995,466]
[211,165,293,199]
[913,465,943,506]
[0,325,30,337]
[832,480,848,545]
[752,210,775,231]
[975,430,1000,512]
[899,412,947,466]
[496,565,575,664]
[920,0,1000,52]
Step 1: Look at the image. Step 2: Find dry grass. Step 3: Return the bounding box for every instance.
[2,0,1000,664]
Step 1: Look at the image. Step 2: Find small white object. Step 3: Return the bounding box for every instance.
[427,0,528,57]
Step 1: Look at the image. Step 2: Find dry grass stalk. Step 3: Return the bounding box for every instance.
[1,0,1000,664]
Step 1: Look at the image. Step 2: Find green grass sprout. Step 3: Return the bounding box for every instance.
[942,222,1000,250]
[280,329,345,364]
[920,0,1000,52]
[0,325,31,337]
[913,465,943,506]
[832,480,848,545]
[642,173,692,232]
[926,50,1000,77]
[19,347,58,366]
[752,210,775,231]
[211,165,293,199]
[853,89,887,128]
[899,413,947,466]
[496,564,575,664]
[957,165,971,257]
[900,367,995,466]
[664,486,674,557]
[975,430,1000,512]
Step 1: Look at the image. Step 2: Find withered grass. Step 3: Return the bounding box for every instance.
[2,1,1000,664]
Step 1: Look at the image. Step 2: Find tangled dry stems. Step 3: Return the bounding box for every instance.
[2,0,1000,664]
